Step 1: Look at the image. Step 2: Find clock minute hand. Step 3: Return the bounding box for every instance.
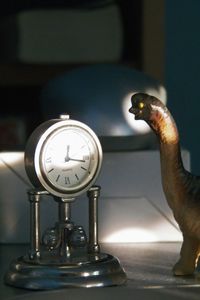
[69,157,86,163]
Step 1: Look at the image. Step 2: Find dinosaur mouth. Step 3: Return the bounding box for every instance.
[129,107,142,120]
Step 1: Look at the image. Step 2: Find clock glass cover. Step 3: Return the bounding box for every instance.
[40,126,99,193]
[25,117,102,198]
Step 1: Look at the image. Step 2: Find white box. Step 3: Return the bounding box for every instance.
[0,150,189,243]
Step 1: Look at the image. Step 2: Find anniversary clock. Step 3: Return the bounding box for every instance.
[4,114,126,290]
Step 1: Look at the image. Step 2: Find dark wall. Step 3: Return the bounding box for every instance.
[0,1,143,149]
[165,0,200,174]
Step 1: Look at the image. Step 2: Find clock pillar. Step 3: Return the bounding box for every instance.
[28,189,41,260]
[88,185,101,254]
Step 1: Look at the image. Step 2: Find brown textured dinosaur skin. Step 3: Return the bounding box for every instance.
[129,92,200,276]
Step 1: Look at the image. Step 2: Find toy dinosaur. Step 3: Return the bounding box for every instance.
[129,92,200,276]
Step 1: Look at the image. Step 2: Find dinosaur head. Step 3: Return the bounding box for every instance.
[129,92,179,143]
[129,92,164,122]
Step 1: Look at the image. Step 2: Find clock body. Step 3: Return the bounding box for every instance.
[25,115,103,199]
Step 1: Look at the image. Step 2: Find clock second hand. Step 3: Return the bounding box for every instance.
[64,146,86,163]
[65,144,86,163]
[69,144,86,159]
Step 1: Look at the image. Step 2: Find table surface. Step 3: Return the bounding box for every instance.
[1,243,200,300]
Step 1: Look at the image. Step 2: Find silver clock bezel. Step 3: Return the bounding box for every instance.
[25,118,103,199]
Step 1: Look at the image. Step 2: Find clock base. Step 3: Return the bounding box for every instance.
[4,253,127,290]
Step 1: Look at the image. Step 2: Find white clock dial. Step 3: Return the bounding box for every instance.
[41,127,98,192]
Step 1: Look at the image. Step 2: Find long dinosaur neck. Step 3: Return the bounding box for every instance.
[148,105,185,209]
[148,104,179,144]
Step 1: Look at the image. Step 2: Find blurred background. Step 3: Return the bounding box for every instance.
[0,0,199,174]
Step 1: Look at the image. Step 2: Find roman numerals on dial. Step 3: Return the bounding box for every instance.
[41,126,100,192]
[65,177,70,184]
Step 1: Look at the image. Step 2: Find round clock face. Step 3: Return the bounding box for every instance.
[40,126,99,193]
[26,118,103,199]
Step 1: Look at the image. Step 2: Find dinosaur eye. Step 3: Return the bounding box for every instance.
[138,102,145,109]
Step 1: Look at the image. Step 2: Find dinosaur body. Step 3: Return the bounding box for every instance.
[129,93,200,275]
